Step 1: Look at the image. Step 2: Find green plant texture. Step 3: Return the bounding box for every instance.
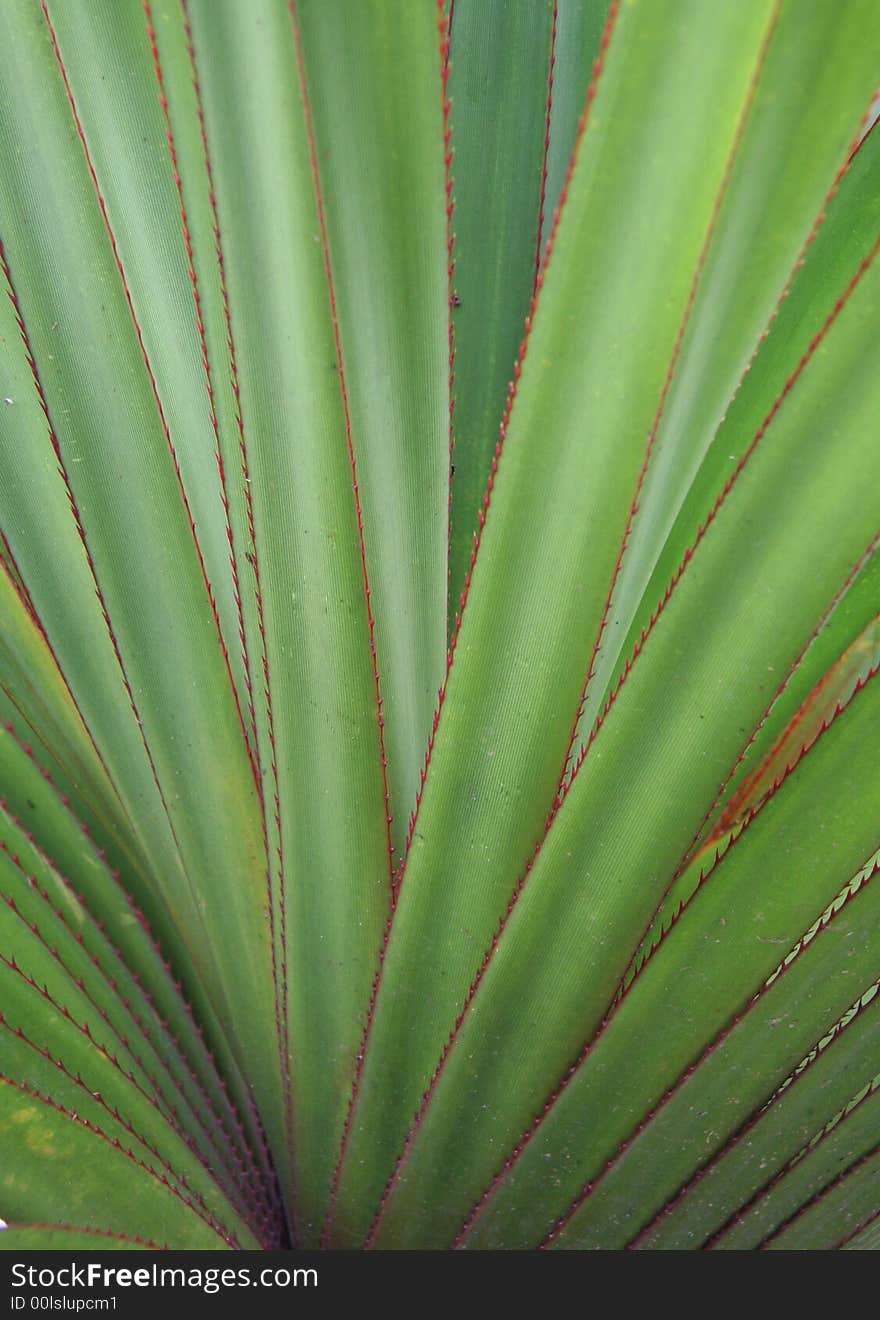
[1,0,879,1252]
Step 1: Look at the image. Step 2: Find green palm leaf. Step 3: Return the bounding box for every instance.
[1,0,878,1252]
